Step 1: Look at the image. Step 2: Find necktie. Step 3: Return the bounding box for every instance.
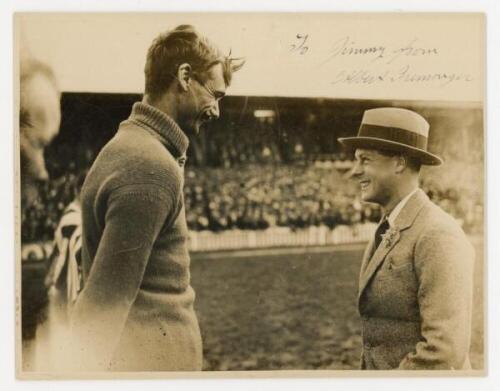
[374,216,390,251]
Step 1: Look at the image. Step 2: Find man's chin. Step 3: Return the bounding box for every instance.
[184,121,203,135]
[360,192,374,203]
[196,119,210,133]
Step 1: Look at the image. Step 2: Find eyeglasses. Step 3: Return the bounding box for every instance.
[170,71,226,101]
[192,74,225,101]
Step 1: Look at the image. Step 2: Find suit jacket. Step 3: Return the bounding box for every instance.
[358,189,475,370]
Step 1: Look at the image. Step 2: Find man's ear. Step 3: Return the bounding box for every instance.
[394,155,406,174]
[177,63,192,92]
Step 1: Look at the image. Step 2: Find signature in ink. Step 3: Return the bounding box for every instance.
[331,64,473,86]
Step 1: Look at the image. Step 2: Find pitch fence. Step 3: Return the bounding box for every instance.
[188,223,376,252]
[21,223,377,262]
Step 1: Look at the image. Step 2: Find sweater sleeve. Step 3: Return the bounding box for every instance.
[398,228,475,370]
[68,183,178,371]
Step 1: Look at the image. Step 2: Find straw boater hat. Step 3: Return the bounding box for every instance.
[338,107,443,166]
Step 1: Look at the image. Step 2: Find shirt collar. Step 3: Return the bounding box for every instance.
[387,188,419,228]
[126,101,189,158]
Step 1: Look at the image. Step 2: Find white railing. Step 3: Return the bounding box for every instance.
[21,223,377,261]
[188,223,376,252]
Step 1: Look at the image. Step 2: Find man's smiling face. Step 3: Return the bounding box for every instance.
[182,62,226,135]
[351,148,397,206]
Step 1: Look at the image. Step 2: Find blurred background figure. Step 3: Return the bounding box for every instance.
[19,54,61,209]
[19,44,62,370]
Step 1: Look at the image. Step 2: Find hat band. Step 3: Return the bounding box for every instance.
[359,124,428,150]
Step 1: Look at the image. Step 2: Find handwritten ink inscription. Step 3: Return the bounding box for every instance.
[290,34,474,87]
[290,34,309,55]
[324,36,439,64]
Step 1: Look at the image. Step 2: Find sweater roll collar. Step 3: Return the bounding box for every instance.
[128,102,189,157]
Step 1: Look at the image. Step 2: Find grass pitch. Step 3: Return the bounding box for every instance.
[191,242,484,371]
[21,240,484,371]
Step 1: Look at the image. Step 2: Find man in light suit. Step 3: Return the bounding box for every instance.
[338,107,475,370]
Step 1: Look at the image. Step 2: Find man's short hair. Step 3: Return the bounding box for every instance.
[144,24,243,101]
[377,149,422,172]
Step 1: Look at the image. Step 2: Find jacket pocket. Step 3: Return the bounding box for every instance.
[376,262,413,281]
[389,262,413,272]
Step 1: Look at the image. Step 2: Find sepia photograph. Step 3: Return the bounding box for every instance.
[14,12,485,378]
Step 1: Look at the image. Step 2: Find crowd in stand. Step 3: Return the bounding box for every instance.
[21,159,483,244]
[421,180,483,234]
[205,123,283,167]
[22,171,82,243]
[183,165,380,232]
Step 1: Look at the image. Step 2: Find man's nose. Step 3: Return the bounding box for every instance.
[20,136,50,181]
[349,160,363,179]
[29,151,50,181]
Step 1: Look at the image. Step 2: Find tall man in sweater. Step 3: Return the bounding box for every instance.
[69,25,243,371]
[339,108,475,370]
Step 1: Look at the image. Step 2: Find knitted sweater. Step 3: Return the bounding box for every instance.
[70,102,202,371]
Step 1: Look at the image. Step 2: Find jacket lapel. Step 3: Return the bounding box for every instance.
[359,231,375,279]
[358,189,429,301]
[358,229,401,300]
